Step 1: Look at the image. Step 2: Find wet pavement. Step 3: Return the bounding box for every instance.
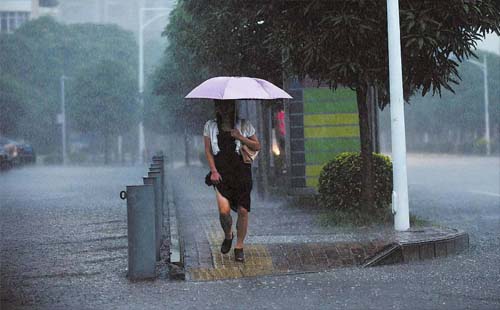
[172,165,468,281]
[1,154,499,309]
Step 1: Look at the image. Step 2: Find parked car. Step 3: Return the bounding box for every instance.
[16,142,36,164]
[0,145,12,170]
[0,137,17,169]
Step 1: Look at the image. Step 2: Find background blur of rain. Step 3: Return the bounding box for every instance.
[0,0,176,166]
[0,0,498,167]
[379,34,500,155]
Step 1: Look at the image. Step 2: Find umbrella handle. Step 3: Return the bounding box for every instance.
[234,101,238,128]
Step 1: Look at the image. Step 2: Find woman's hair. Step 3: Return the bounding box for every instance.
[214,99,236,131]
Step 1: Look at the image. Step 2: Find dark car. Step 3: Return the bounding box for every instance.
[0,145,11,170]
[16,143,36,164]
[0,137,17,169]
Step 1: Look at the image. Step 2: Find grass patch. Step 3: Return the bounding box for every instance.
[318,209,433,228]
[409,214,433,227]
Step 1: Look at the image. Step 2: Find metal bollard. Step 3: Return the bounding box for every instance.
[143,176,162,261]
[152,158,168,217]
[149,167,165,197]
[152,162,163,170]
[149,167,164,201]
[151,165,164,185]
[150,164,162,173]
[121,185,156,280]
[152,155,164,161]
[148,171,163,239]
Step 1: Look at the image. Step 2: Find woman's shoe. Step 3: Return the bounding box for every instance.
[221,233,233,254]
[234,248,244,262]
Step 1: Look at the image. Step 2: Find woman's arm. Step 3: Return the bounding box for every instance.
[231,130,261,151]
[204,136,222,183]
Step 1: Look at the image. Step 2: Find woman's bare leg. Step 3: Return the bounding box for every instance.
[215,189,232,239]
[235,206,248,249]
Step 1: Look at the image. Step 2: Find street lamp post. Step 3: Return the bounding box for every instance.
[60,75,69,166]
[387,0,410,231]
[468,55,490,155]
[137,7,172,164]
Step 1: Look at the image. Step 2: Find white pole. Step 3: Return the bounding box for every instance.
[60,75,68,166]
[138,8,146,164]
[118,135,123,163]
[137,7,171,165]
[387,0,410,231]
[483,55,490,155]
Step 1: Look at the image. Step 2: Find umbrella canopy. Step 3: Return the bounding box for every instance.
[184,76,293,100]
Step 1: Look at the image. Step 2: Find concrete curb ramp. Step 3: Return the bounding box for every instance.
[182,227,468,281]
[363,228,469,267]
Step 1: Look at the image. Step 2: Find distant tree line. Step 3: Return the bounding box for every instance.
[0,16,138,163]
[381,51,500,155]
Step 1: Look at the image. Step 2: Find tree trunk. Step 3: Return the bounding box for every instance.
[255,103,269,200]
[184,128,190,166]
[356,86,375,211]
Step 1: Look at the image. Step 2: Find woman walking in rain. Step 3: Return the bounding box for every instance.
[203,99,260,262]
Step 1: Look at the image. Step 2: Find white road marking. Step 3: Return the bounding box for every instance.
[467,190,500,198]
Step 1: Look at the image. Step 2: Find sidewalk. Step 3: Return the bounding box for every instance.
[170,164,468,281]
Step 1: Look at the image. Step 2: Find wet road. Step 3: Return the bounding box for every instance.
[0,154,499,310]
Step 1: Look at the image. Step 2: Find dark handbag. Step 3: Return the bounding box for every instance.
[205,172,213,186]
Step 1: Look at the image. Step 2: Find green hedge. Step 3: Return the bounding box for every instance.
[318,152,393,212]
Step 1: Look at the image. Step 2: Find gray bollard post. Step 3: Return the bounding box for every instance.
[148,168,165,224]
[152,155,164,161]
[148,171,163,241]
[152,158,167,217]
[149,167,164,202]
[149,169,163,198]
[151,160,162,166]
[122,185,156,280]
[143,176,161,261]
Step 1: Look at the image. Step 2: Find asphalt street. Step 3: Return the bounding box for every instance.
[0,154,499,310]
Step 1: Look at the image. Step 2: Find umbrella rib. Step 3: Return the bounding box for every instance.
[221,77,232,99]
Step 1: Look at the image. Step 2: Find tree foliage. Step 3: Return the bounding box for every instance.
[152,1,283,134]
[382,50,500,154]
[68,60,138,137]
[263,0,500,105]
[0,77,27,136]
[0,16,138,153]
[154,0,499,208]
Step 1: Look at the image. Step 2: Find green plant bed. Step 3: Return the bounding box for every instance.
[318,211,432,228]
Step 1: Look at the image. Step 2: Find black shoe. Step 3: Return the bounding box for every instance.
[221,233,233,254]
[234,248,244,262]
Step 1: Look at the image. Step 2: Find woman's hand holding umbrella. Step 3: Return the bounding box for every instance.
[230,129,243,140]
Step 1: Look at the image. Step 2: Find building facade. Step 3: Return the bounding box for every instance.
[0,1,33,34]
[57,0,174,36]
[0,0,59,34]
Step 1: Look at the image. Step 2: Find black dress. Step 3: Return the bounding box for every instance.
[213,131,253,212]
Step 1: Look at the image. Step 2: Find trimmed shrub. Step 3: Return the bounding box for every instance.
[318,152,393,213]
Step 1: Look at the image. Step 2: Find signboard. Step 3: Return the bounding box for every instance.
[289,86,360,189]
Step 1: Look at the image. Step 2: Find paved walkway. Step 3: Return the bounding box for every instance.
[170,165,466,281]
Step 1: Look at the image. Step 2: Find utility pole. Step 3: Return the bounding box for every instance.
[60,75,68,166]
[468,55,490,155]
[137,6,172,164]
[387,0,410,231]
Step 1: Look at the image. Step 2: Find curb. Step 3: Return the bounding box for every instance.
[166,164,185,280]
[363,229,469,267]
